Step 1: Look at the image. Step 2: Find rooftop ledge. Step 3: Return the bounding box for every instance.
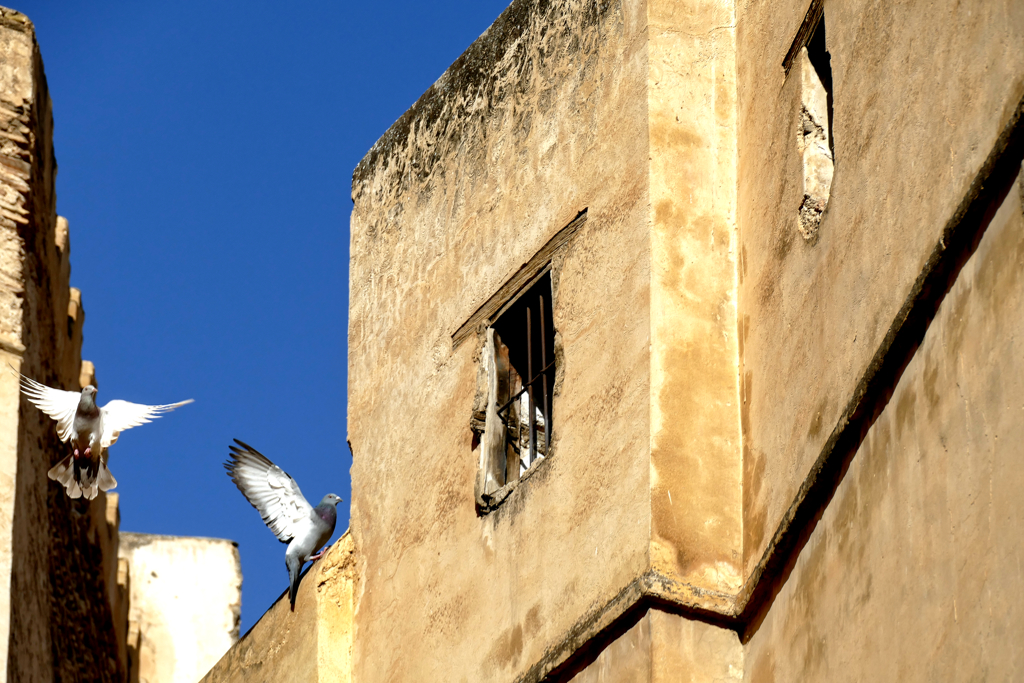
[199,531,356,683]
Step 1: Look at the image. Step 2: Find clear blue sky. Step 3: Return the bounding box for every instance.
[15,0,509,633]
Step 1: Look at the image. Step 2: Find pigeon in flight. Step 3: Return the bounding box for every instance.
[18,373,193,500]
[224,440,342,610]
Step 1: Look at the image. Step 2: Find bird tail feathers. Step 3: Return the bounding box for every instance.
[47,452,117,501]
[287,555,301,611]
[47,454,83,498]
[97,462,117,494]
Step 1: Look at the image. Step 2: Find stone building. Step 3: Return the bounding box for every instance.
[0,9,242,683]
[215,0,1024,680]
[119,533,241,683]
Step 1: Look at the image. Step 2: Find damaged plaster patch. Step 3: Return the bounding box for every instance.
[797,47,833,242]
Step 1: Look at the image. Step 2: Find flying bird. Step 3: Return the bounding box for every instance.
[18,373,193,500]
[224,439,342,610]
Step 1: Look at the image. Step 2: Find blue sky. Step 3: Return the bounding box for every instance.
[16,0,509,633]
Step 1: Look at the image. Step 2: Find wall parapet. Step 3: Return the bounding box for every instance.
[200,531,354,683]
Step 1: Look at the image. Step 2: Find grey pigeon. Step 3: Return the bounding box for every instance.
[224,439,342,610]
[18,373,193,500]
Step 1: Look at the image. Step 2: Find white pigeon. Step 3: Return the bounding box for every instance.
[224,440,342,610]
[18,373,193,500]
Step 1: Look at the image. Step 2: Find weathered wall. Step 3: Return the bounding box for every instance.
[569,612,652,683]
[0,9,127,682]
[743,165,1024,682]
[0,10,43,364]
[119,533,242,683]
[199,532,354,683]
[210,0,1024,680]
[569,609,741,682]
[735,0,1024,583]
[0,11,57,680]
[349,0,747,674]
[349,1,653,681]
[646,0,742,602]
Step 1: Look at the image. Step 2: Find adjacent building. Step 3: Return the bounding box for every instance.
[0,10,242,682]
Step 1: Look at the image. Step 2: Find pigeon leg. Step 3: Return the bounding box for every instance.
[84,447,92,458]
[73,448,80,460]
[308,548,328,561]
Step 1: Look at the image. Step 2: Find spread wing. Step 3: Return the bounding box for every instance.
[19,374,80,442]
[224,440,312,543]
[99,398,194,448]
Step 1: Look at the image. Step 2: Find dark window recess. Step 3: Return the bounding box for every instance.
[481,272,555,498]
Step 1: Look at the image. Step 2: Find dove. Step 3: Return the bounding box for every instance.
[17,372,193,500]
[224,439,342,610]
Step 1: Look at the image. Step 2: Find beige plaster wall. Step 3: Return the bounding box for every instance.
[735,0,1024,583]
[199,533,354,683]
[570,609,742,682]
[119,533,241,683]
[743,168,1024,680]
[347,0,750,676]
[569,613,652,683]
[349,1,653,681]
[647,0,742,601]
[650,611,741,683]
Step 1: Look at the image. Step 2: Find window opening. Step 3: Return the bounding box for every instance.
[797,14,834,241]
[492,271,554,479]
[476,271,556,508]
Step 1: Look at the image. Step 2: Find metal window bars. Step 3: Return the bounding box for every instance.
[495,295,553,483]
